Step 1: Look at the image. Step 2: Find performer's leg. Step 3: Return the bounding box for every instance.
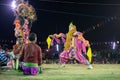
[85,60,93,69]
[59,51,69,64]
[12,60,15,69]
[75,52,93,69]
[59,57,67,67]
[16,59,19,70]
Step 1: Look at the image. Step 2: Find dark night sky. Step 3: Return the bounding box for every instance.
[1,0,120,43]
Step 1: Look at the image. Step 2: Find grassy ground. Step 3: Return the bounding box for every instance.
[0,64,120,80]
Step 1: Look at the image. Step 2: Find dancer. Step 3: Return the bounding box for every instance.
[12,0,37,70]
[13,0,37,44]
[46,33,65,63]
[60,22,76,66]
[59,22,93,69]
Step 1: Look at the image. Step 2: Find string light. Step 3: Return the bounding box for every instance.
[117,41,119,44]
[83,16,117,34]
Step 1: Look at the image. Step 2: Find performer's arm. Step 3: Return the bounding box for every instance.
[82,42,86,54]
[13,45,22,55]
[19,46,24,61]
[38,47,42,66]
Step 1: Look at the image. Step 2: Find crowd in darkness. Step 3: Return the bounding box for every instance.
[92,49,120,64]
[1,42,120,64]
[41,49,120,64]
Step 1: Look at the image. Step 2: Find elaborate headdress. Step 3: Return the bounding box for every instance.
[69,22,76,31]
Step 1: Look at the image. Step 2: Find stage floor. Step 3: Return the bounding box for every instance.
[0,64,120,80]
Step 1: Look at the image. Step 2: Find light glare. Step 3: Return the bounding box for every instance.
[56,44,59,51]
[112,42,116,49]
[11,0,16,9]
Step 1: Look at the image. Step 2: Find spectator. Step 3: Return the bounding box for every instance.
[0,44,10,66]
[20,33,42,76]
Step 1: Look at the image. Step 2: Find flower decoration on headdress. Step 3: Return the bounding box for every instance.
[15,0,37,22]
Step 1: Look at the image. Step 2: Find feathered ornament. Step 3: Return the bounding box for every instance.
[87,47,92,63]
[46,35,52,49]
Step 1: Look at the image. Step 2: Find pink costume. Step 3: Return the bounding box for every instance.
[59,50,69,64]
[51,35,60,46]
[60,32,92,69]
[60,35,88,64]
[22,19,30,44]
[73,37,88,64]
